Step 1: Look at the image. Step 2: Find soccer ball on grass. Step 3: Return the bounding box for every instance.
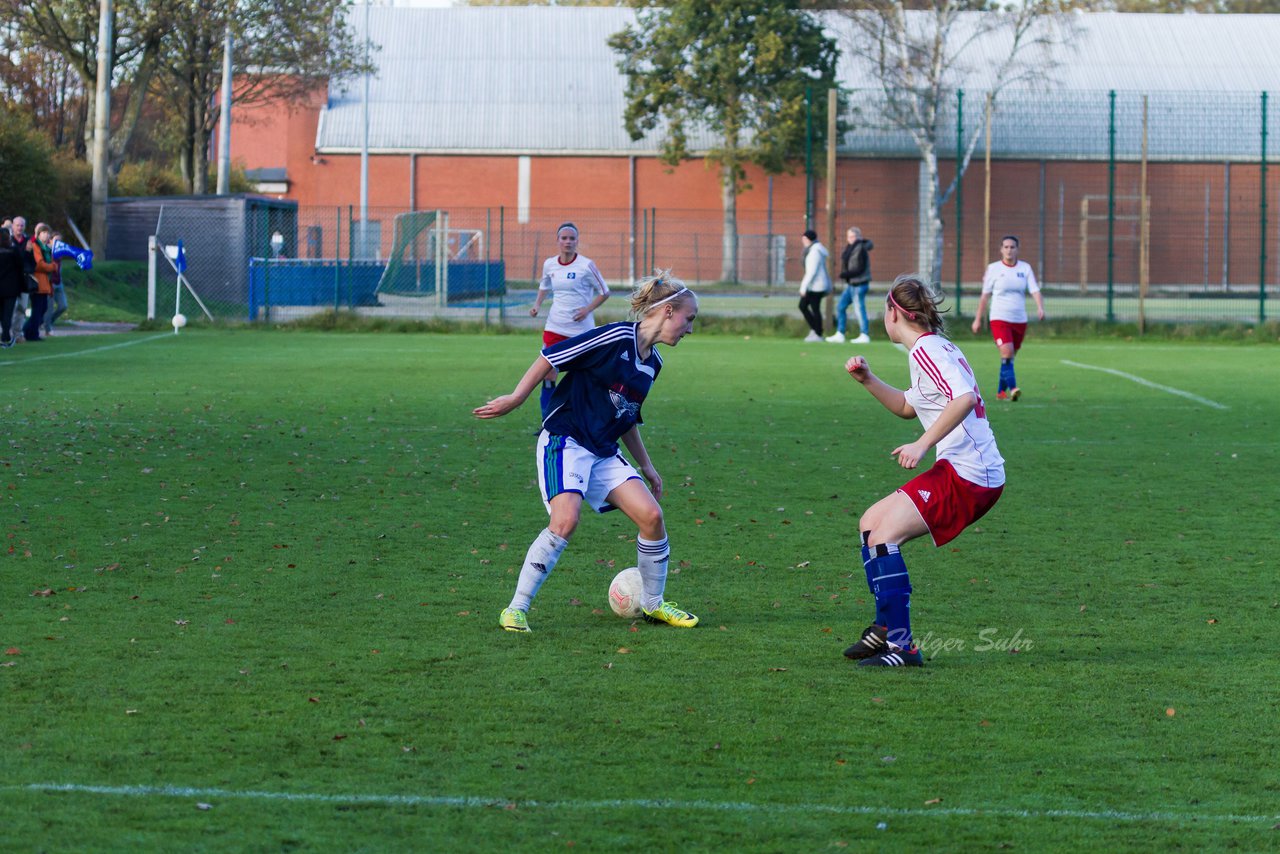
[608,567,643,618]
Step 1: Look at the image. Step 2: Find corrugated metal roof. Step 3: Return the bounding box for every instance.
[316,7,1280,159]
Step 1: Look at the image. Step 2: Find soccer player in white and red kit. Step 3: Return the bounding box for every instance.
[842,274,1005,667]
[529,223,610,415]
[971,235,1046,400]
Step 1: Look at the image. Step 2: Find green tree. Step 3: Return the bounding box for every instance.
[2,0,168,174]
[0,106,63,224]
[610,1,840,282]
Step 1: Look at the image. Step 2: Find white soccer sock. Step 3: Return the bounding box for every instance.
[508,528,568,612]
[636,535,670,612]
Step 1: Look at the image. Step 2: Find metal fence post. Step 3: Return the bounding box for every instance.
[334,206,341,311]
[1261,90,1269,324]
[263,208,271,324]
[484,207,491,327]
[805,85,814,231]
[651,207,658,277]
[1107,90,1116,323]
[347,205,354,311]
[955,88,964,314]
[642,208,649,276]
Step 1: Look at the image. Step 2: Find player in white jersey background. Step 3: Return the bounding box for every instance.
[971,235,1046,401]
[529,223,611,415]
[841,274,1005,668]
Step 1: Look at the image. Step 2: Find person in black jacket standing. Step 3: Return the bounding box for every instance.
[828,227,874,344]
[0,230,27,347]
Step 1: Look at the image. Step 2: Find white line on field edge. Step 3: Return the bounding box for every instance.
[0,333,172,366]
[1060,360,1229,410]
[15,783,1279,826]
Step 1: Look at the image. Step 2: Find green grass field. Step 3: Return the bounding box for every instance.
[1,328,1276,850]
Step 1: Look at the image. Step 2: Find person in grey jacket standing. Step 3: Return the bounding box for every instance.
[798,229,830,342]
[828,227,874,344]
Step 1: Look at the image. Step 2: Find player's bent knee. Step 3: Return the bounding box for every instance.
[548,522,578,540]
[633,505,665,538]
[858,509,881,536]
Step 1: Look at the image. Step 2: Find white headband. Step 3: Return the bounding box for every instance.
[646,286,689,313]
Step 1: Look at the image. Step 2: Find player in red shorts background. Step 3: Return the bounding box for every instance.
[529,222,611,416]
[842,274,1005,667]
[971,235,1046,401]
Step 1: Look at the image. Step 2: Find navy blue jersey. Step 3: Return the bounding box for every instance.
[541,322,663,457]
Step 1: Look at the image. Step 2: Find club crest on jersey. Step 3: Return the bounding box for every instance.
[608,384,641,420]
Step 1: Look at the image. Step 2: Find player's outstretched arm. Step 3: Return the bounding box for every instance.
[891,392,976,469]
[846,356,914,419]
[473,355,554,419]
[620,426,662,501]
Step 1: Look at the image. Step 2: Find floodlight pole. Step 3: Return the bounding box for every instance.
[216,26,233,195]
[359,0,370,259]
[90,0,112,259]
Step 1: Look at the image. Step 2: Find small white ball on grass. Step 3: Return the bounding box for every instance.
[172,313,188,329]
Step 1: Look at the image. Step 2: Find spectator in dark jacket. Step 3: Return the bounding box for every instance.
[10,216,30,338]
[827,227,874,344]
[0,230,26,347]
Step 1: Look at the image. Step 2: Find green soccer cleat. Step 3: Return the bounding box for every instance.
[642,601,699,628]
[499,607,531,633]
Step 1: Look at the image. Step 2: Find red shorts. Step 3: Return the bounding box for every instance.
[542,331,570,347]
[989,320,1027,352]
[898,459,1003,547]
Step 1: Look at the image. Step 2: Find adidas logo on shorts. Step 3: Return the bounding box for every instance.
[917,489,932,503]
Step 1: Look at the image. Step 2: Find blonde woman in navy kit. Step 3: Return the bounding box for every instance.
[478,272,700,634]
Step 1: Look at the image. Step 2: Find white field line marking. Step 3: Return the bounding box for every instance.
[16,783,1280,826]
[0,333,172,367]
[1060,360,1228,410]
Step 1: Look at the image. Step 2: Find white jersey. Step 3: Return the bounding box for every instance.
[905,333,1005,488]
[981,260,1040,323]
[539,253,610,338]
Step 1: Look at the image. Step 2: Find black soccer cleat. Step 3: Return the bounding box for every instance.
[843,624,889,660]
[857,644,924,668]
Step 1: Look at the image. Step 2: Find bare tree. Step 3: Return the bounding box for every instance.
[836,2,1070,285]
[155,0,370,193]
[4,0,169,174]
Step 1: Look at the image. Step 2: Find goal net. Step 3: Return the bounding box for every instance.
[377,211,485,302]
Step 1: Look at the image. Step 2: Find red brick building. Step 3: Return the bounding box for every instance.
[223,8,1279,292]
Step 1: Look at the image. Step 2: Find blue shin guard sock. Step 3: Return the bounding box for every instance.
[860,531,886,627]
[868,544,913,649]
[509,528,568,612]
[539,380,555,418]
[1006,358,1017,390]
[999,359,1015,393]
